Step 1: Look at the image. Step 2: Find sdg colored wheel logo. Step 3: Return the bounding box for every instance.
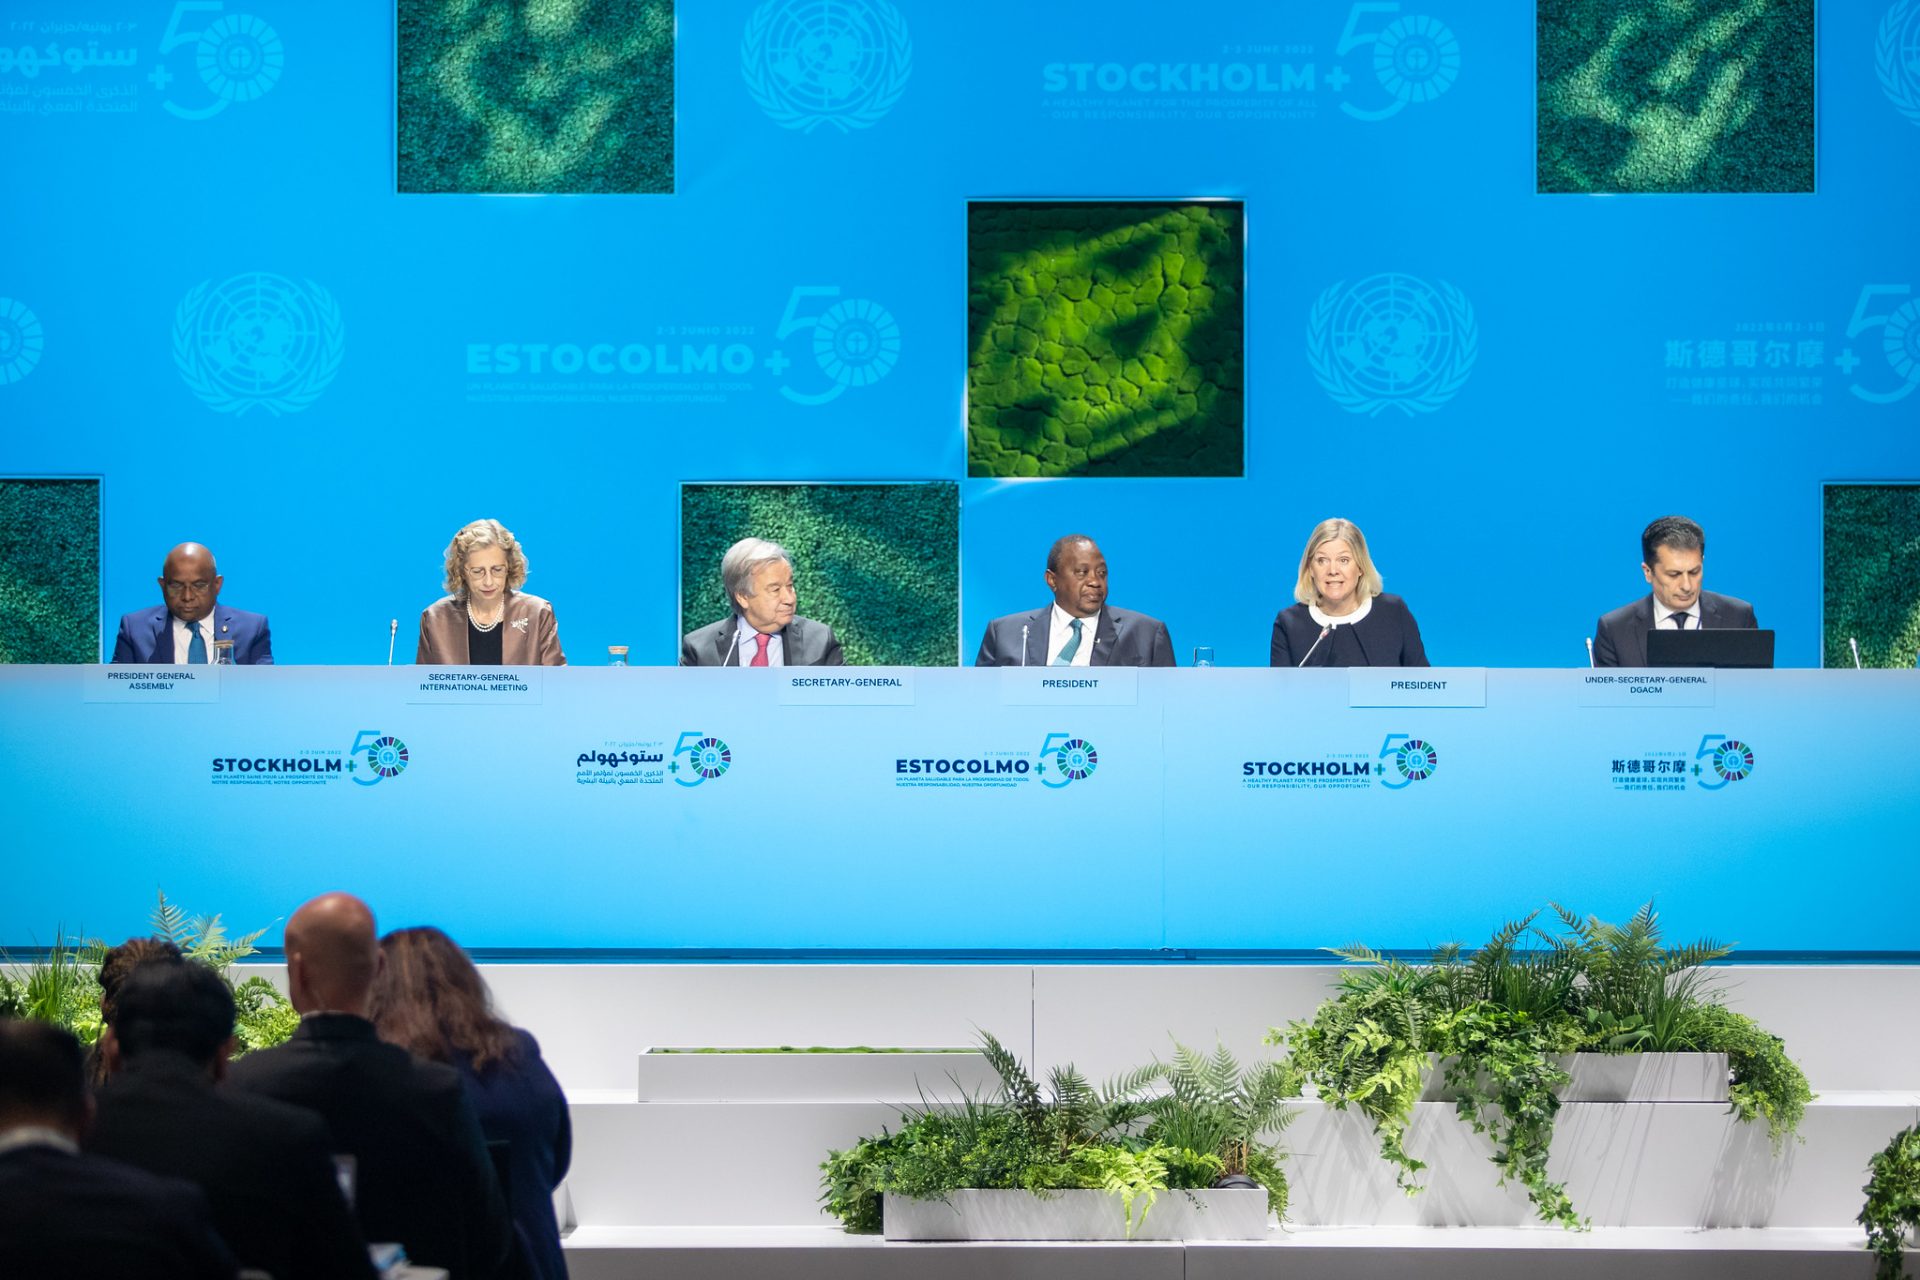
[364,736,409,779]
[690,737,732,780]
[1393,739,1438,782]
[1054,738,1099,782]
[1709,740,1754,783]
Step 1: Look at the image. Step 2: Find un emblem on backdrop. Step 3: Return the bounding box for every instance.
[173,273,344,417]
[1307,274,1478,416]
[741,0,913,133]
[1880,0,1920,127]
[151,2,284,120]
[0,299,45,386]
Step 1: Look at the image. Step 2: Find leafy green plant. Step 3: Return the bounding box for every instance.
[1861,1124,1920,1280]
[1432,1004,1582,1229]
[1120,1040,1300,1218]
[1688,1004,1812,1152]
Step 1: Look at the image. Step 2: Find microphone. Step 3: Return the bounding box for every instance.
[1849,637,1863,670]
[1585,637,1595,668]
[1297,625,1332,668]
[1020,623,1030,668]
[387,619,397,666]
[721,626,740,668]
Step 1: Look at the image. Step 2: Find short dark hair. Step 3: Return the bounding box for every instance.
[0,1018,87,1129]
[1046,534,1097,574]
[109,961,234,1066]
[97,937,184,1024]
[1641,516,1705,566]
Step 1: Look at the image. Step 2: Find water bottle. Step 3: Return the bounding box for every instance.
[1191,646,1215,667]
[607,646,629,667]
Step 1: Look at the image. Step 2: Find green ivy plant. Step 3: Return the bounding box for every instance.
[1272,902,1812,1229]
[1861,1125,1920,1280]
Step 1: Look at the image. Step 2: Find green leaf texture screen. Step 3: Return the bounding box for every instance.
[0,478,100,663]
[1824,483,1920,668]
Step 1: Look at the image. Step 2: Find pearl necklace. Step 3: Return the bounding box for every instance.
[466,600,502,632]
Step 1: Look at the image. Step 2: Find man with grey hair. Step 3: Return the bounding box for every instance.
[681,537,845,666]
[1593,515,1757,667]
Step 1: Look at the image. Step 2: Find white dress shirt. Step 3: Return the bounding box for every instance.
[171,613,218,662]
[1047,604,1097,667]
[1654,600,1702,630]
[732,616,785,666]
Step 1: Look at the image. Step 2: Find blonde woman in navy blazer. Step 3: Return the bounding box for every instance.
[1270,518,1428,667]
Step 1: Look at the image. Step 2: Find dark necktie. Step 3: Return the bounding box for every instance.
[186,621,207,664]
[1673,613,1689,631]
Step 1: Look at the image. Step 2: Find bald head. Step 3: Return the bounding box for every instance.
[284,893,381,1016]
[158,542,223,624]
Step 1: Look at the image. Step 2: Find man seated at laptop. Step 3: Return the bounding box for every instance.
[1593,515,1757,667]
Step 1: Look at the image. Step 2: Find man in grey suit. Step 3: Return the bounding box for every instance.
[681,537,845,667]
[1593,515,1758,667]
[975,534,1176,667]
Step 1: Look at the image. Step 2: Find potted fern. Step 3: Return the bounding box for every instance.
[821,1033,1291,1240]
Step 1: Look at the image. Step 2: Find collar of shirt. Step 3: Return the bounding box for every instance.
[1308,595,1374,629]
[1653,600,1701,628]
[733,615,784,666]
[1048,603,1098,666]
[0,1126,78,1158]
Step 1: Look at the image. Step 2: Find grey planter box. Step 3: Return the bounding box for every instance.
[882,1187,1271,1241]
[637,1047,991,1103]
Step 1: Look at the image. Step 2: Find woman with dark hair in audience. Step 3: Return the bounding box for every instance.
[88,936,184,1084]
[368,927,570,1280]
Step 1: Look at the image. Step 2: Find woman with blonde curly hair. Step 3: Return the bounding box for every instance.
[415,518,566,665]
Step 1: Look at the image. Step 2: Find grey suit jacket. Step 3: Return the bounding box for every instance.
[1592,590,1757,668]
[680,614,845,666]
[974,605,1175,668]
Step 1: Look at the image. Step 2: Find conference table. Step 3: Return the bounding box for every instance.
[3,664,1913,955]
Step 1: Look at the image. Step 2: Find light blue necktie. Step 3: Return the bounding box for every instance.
[1053,618,1083,666]
[186,620,207,664]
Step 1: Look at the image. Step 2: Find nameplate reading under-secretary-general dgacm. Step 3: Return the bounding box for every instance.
[1576,671,1717,707]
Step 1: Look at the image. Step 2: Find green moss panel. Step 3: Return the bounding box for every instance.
[680,483,960,666]
[0,478,100,663]
[1823,485,1920,668]
[968,203,1245,478]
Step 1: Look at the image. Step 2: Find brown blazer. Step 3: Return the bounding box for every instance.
[415,591,566,665]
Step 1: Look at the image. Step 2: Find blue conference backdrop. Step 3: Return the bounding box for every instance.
[1,0,1916,673]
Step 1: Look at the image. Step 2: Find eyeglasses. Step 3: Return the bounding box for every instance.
[467,565,508,580]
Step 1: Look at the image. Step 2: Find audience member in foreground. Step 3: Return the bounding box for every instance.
[87,934,183,1084]
[0,1017,236,1280]
[227,892,515,1280]
[89,960,377,1280]
[372,925,572,1280]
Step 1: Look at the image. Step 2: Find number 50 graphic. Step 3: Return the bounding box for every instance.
[153,1,285,121]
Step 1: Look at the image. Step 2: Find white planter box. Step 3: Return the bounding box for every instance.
[1419,1052,1729,1103]
[882,1188,1271,1241]
[637,1048,992,1102]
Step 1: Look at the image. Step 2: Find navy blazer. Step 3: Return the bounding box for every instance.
[110,604,273,665]
[974,605,1175,667]
[1592,590,1757,668]
[455,1029,571,1280]
[1270,594,1429,667]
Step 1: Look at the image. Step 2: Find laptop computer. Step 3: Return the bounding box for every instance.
[1646,628,1776,669]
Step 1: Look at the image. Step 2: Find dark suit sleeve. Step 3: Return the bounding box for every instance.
[1148,619,1175,667]
[165,1181,242,1280]
[447,1086,515,1280]
[284,1115,377,1280]
[973,623,1002,668]
[252,615,274,665]
[1592,615,1620,667]
[1269,612,1292,667]
[1399,601,1429,667]
[679,634,697,666]
[820,627,845,666]
[110,615,137,663]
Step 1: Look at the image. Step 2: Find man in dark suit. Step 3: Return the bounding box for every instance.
[1593,515,1758,667]
[226,893,514,1280]
[974,534,1176,667]
[88,960,376,1280]
[681,537,845,666]
[110,542,273,664]
[0,1018,237,1280]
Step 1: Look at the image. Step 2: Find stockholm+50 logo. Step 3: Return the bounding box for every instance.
[1334,2,1460,122]
[147,2,284,121]
[174,273,345,417]
[1308,273,1477,416]
[1379,733,1437,790]
[349,731,409,787]
[1037,734,1098,790]
[670,733,732,787]
[0,300,44,386]
[1880,0,1920,128]
[742,0,912,133]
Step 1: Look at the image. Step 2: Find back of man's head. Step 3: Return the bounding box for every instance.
[0,1018,88,1136]
[284,892,381,1015]
[109,961,235,1068]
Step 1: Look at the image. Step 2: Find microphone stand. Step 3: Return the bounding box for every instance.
[1297,626,1332,668]
[1020,623,1029,668]
[386,619,397,666]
